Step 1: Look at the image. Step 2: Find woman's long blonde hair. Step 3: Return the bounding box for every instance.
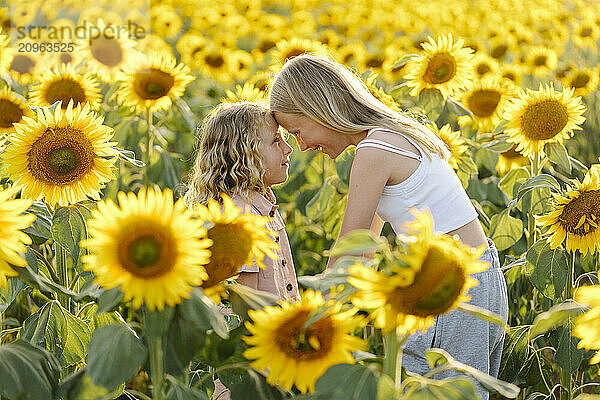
[269,54,450,160]
[183,102,271,208]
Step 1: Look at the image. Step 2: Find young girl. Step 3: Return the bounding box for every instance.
[269,55,508,400]
[183,101,299,400]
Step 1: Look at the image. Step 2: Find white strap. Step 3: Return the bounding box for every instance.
[356,139,422,161]
[367,128,425,159]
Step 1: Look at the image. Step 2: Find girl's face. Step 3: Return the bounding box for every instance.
[273,112,350,159]
[259,114,293,186]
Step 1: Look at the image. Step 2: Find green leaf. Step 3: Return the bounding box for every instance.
[377,374,398,400]
[498,167,529,199]
[335,149,355,190]
[424,349,520,398]
[554,325,584,373]
[515,174,560,202]
[57,368,121,400]
[481,135,514,152]
[22,201,52,241]
[529,301,587,338]
[180,287,228,339]
[491,120,508,134]
[488,209,523,251]
[20,300,91,366]
[457,303,509,331]
[330,229,386,257]
[297,257,361,294]
[227,368,288,400]
[498,325,530,383]
[544,142,571,173]
[402,377,480,399]
[474,147,499,173]
[306,177,337,221]
[0,276,26,314]
[445,96,473,117]
[165,314,207,377]
[144,306,175,339]
[457,154,478,176]
[524,240,569,300]
[165,378,209,400]
[112,146,145,167]
[0,339,61,400]
[314,363,378,400]
[86,324,147,391]
[417,88,445,120]
[227,284,280,321]
[51,205,88,262]
[391,54,418,69]
[96,287,124,314]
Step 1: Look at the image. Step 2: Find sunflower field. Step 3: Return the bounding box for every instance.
[1,0,600,399]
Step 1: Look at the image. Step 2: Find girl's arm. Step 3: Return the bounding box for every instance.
[326,147,392,270]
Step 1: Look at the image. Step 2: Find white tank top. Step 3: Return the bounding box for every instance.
[355,128,478,235]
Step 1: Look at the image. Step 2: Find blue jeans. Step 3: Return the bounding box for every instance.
[402,238,509,400]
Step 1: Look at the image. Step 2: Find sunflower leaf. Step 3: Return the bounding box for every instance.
[524,239,569,300]
[544,142,571,173]
[529,301,587,339]
[314,363,378,400]
[330,229,388,257]
[180,287,228,339]
[445,96,473,117]
[112,146,146,167]
[488,209,523,251]
[516,174,561,201]
[227,284,280,321]
[0,339,61,400]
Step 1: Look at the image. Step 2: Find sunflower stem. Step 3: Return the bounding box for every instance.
[144,108,153,186]
[383,330,409,388]
[527,152,542,247]
[149,336,164,400]
[55,245,70,311]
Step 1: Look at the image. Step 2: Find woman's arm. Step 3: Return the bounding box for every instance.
[326,147,392,270]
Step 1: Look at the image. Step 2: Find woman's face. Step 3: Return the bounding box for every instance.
[258,113,293,187]
[273,112,350,159]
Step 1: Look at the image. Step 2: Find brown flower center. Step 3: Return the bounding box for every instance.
[118,219,177,277]
[0,98,24,128]
[468,89,501,117]
[204,53,224,68]
[559,190,600,236]
[533,55,548,67]
[89,35,124,68]
[10,54,36,74]
[282,48,305,63]
[28,126,95,185]
[580,27,593,37]
[134,68,175,100]
[275,309,334,360]
[491,44,508,59]
[201,222,253,288]
[389,244,466,317]
[45,78,87,108]
[424,53,457,84]
[476,63,492,77]
[570,73,591,89]
[520,99,569,141]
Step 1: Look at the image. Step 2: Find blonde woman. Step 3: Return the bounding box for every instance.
[184,102,298,400]
[270,55,508,400]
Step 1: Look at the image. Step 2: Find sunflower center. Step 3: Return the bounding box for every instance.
[205,54,224,68]
[275,310,334,361]
[502,71,517,82]
[0,99,24,128]
[133,68,175,100]
[491,44,508,59]
[424,53,457,84]
[476,63,491,76]
[200,222,253,288]
[28,127,95,185]
[59,53,73,65]
[45,78,87,108]
[571,73,590,88]
[283,49,305,62]
[558,190,600,236]
[258,39,276,53]
[118,220,177,278]
[533,55,548,66]
[467,89,501,117]
[365,55,385,69]
[10,54,36,74]
[501,145,522,159]
[89,35,123,68]
[580,28,593,37]
[390,244,466,317]
[520,100,569,141]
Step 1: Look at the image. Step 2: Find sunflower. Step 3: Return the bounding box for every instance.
[150,5,182,38]
[496,144,528,175]
[427,123,468,170]
[403,34,474,99]
[573,17,600,49]
[243,290,366,393]
[1,100,118,206]
[229,50,255,81]
[364,72,401,112]
[195,44,235,84]
[524,46,558,78]
[561,67,599,98]
[222,82,267,104]
[503,83,586,157]
[176,32,207,68]
[0,87,34,134]
[191,194,278,302]
[75,19,140,82]
[572,285,600,367]
[81,187,212,311]
[458,75,517,132]
[136,34,174,58]
[500,63,525,86]
[335,41,367,67]
[470,52,500,79]
[116,52,195,114]
[269,38,328,72]
[0,186,36,289]
[538,164,600,255]
[7,44,41,84]
[29,63,102,110]
[348,210,487,334]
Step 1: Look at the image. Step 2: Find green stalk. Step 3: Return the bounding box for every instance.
[527,152,541,247]
[149,337,164,400]
[559,249,576,400]
[55,245,70,310]
[144,108,153,186]
[383,331,409,388]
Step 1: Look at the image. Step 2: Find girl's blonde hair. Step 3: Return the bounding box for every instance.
[269,54,450,161]
[183,102,272,208]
